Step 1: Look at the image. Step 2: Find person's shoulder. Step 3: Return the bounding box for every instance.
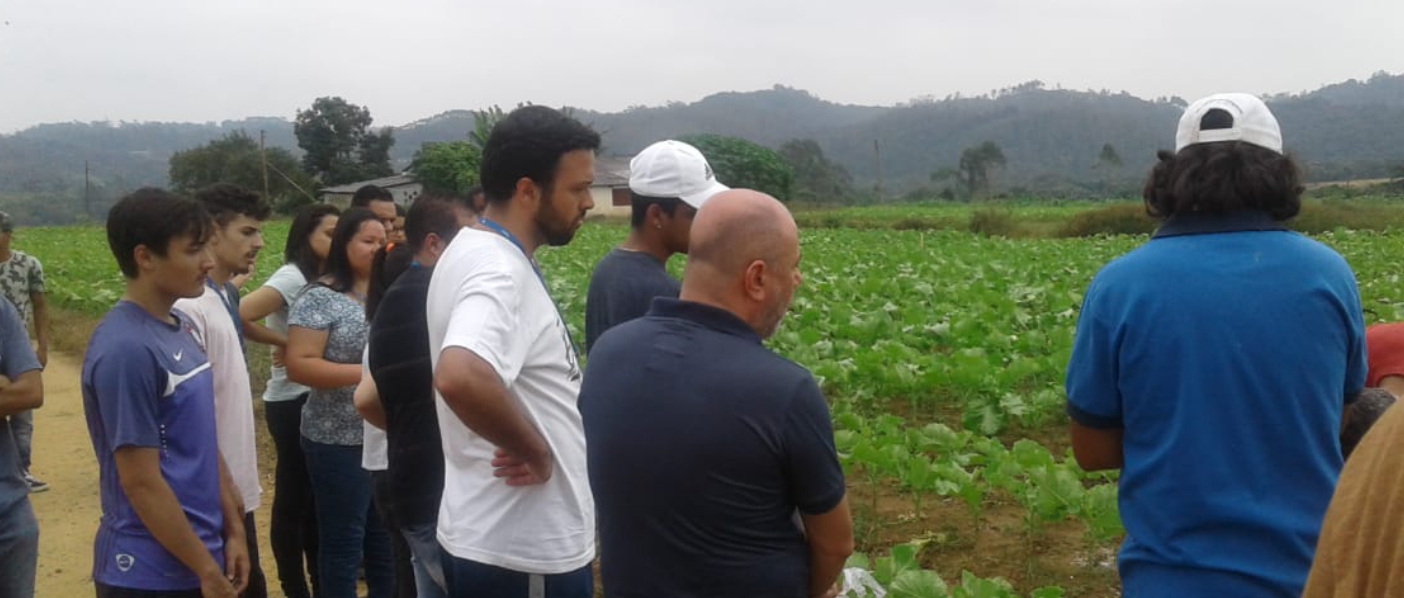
[12,250,40,266]
[267,263,307,286]
[88,307,161,362]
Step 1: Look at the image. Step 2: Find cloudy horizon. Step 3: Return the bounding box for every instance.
[1,0,1400,133]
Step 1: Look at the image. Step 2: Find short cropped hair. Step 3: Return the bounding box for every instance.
[629,192,685,229]
[352,184,395,207]
[1143,142,1303,221]
[194,183,271,226]
[106,188,211,278]
[479,106,600,204]
[1342,388,1397,459]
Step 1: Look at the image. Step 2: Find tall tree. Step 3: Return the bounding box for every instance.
[680,134,795,201]
[779,139,853,202]
[958,141,1007,198]
[411,141,482,195]
[293,96,395,185]
[169,131,316,209]
[1096,143,1123,168]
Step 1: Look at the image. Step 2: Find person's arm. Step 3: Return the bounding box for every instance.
[0,371,42,418]
[238,286,290,348]
[801,495,854,598]
[285,326,360,389]
[1379,376,1404,399]
[1070,422,1123,471]
[29,292,48,368]
[435,347,551,485]
[354,368,387,430]
[114,447,239,598]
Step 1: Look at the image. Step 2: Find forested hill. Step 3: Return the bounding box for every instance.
[4,72,1403,221]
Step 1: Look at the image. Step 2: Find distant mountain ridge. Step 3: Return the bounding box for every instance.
[3,72,1402,207]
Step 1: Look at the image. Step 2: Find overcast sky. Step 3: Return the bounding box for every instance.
[1,0,1400,133]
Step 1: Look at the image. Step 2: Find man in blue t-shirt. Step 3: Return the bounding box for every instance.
[582,189,853,598]
[0,294,43,598]
[81,188,249,598]
[1066,94,1367,598]
[583,139,728,353]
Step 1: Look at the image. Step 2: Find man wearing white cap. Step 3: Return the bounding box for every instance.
[583,140,727,353]
[1065,93,1366,598]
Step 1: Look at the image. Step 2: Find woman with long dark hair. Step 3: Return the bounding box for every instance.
[238,203,339,598]
[285,208,394,598]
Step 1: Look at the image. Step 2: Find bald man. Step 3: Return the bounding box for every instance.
[579,190,853,598]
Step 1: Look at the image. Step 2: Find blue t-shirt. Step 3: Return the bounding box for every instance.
[0,296,41,519]
[1066,211,1367,598]
[581,299,847,598]
[584,248,681,353]
[81,301,224,591]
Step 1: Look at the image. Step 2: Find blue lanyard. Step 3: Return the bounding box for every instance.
[478,218,581,358]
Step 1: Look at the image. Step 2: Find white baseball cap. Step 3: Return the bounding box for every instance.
[1175,93,1283,154]
[629,140,729,209]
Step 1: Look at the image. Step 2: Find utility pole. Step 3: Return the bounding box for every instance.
[84,160,91,217]
[874,139,884,203]
[260,130,270,199]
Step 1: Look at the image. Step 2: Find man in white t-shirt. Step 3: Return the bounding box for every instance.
[426,105,599,597]
[174,183,270,598]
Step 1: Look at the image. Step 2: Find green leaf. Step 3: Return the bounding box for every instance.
[889,569,950,598]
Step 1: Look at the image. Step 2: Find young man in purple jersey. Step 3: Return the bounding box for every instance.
[81,188,249,598]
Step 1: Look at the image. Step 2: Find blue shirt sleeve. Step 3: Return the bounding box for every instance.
[783,375,847,515]
[1343,277,1368,403]
[1065,282,1124,429]
[89,341,165,451]
[0,297,40,378]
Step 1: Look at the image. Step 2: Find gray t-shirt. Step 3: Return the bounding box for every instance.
[260,264,312,402]
[0,250,44,330]
[584,248,680,353]
[289,284,369,446]
[0,296,41,516]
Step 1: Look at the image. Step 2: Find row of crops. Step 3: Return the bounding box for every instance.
[26,215,1404,597]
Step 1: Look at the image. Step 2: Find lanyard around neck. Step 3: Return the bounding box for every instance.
[477,218,580,358]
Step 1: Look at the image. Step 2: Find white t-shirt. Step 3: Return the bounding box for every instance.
[260,264,311,402]
[175,285,262,512]
[360,347,388,471]
[425,228,592,574]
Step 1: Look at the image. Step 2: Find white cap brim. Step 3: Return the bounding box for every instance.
[679,180,730,209]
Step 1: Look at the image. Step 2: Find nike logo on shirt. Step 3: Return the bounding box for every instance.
[163,363,211,398]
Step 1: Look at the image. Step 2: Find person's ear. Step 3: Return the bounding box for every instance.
[647,204,665,230]
[742,260,768,302]
[515,178,541,210]
[133,244,157,273]
[425,233,446,261]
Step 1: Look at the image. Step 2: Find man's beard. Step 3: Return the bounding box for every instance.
[536,199,581,247]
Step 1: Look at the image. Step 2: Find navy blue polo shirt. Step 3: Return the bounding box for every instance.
[580,298,847,598]
[1066,210,1367,598]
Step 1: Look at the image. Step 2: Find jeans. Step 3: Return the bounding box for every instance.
[264,397,318,598]
[302,437,394,598]
[371,470,418,598]
[440,552,591,598]
[8,410,33,471]
[401,523,446,598]
[0,500,38,598]
[95,584,200,598]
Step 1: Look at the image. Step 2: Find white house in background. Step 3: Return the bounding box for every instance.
[318,174,422,207]
[590,155,633,219]
[318,155,634,216]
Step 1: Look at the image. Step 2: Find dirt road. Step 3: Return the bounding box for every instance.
[29,351,281,597]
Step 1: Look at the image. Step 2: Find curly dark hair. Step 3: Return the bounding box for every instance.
[194,183,272,225]
[479,106,600,204]
[1142,142,1303,221]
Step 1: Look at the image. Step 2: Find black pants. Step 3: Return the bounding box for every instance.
[371,469,418,598]
[96,584,201,598]
[264,395,319,598]
[242,511,268,598]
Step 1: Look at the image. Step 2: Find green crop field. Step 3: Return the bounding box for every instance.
[19,205,1404,598]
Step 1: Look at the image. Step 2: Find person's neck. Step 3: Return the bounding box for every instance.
[678,285,760,335]
[480,204,543,256]
[122,280,179,325]
[620,229,672,265]
[0,246,11,263]
[207,263,234,286]
[415,250,438,268]
[350,276,370,298]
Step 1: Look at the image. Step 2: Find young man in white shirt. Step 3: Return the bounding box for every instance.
[173,183,270,598]
[426,105,598,597]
